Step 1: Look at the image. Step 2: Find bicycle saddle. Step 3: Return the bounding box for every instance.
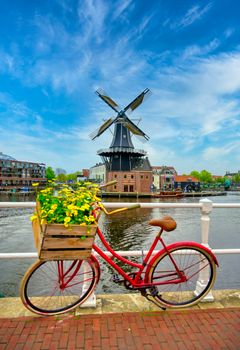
[149,216,177,232]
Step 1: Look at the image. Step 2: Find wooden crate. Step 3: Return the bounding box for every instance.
[32,217,97,261]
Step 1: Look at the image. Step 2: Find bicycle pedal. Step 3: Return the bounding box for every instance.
[149,286,159,297]
[112,274,121,283]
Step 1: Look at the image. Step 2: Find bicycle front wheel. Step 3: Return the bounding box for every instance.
[147,245,217,308]
[20,258,99,315]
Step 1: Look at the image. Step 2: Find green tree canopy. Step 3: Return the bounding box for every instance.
[67,172,81,181]
[232,174,240,184]
[56,173,67,182]
[190,170,201,180]
[199,170,213,183]
[46,166,55,181]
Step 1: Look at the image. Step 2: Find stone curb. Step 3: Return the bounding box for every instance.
[0,289,239,318]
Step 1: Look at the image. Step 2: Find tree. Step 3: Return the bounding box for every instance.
[46,167,55,181]
[232,174,240,184]
[199,170,213,183]
[56,173,67,182]
[67,172,79,181]
[190,170,201,180]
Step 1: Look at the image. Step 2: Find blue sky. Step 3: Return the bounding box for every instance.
[0,0,240,175]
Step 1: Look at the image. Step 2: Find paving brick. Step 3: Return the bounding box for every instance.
[0,308,239,350]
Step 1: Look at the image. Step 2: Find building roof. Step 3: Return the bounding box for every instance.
[0,152,16,161]
[152,165,177,174]
[132,157,151,171]
[174,175,199,182]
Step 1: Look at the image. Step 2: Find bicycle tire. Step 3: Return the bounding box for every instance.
[20,257,99,316]
[147,244,217,308]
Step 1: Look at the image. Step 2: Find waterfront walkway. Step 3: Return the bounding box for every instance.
[0,291,239,349]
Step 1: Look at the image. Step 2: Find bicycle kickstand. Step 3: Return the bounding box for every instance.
[140,288,166,311]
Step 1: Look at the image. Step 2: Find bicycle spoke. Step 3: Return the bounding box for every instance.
[22,259,98,315]
[148,246,215,307]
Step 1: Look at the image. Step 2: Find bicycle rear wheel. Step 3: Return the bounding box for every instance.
[147,245,217,308]
[20,258,99,315]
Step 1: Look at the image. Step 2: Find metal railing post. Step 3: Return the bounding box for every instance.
[195,198,214,301]
[80,261,97,308]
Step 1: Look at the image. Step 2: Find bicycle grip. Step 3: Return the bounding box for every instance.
[127,204,141,210]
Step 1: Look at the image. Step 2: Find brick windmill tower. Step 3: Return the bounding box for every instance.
[90,88,152,193]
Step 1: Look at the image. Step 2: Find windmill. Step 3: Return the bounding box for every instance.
[90,88,151,171]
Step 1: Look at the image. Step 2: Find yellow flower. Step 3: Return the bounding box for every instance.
[32,183,39,187]
[31,214,38,221]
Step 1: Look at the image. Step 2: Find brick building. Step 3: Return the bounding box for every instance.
[0,152,46,191]
[107,158,152,193]
[152,166,177,191]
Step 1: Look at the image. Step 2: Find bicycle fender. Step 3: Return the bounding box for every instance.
[144,241,219,283]
[170,242,219,266]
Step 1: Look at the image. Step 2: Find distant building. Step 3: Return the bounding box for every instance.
[174,175,200,192]
[152,166,177,191]
[0,152,46,190]
[89,163,106,183]
[225,170,240,178]
[76,169,89,182]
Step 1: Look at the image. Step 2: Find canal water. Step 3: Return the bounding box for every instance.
[0,193,239,297]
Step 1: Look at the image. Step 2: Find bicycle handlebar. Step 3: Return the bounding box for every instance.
[99,180,117,189]
[96,203,141,215]
[126,204,141,210]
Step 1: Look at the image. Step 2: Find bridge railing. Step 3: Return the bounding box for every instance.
[0,199,239,307]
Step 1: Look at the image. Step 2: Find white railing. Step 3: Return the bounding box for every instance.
[0,199,240,307]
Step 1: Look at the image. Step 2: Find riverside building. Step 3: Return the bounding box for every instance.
[0,152,46,191]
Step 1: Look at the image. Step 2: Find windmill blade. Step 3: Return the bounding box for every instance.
[123,116,150,142]
[95,88,120,113]
[89,117,116,140]
[123,88,151,113]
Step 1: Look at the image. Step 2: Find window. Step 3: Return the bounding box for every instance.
[129,185,134,192]
[131,175,134,179]
[141,175,143,179]
[124,175,127,178]
[114,174,117,178]
[146,176,148,179]
[124,185,128,192]
[114,185,117,189]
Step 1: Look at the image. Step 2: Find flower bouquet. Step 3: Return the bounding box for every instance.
[31,182,100,261]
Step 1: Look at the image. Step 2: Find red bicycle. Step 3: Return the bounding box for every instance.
[21,203,218,315]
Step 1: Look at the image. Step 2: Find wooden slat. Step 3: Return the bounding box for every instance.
[42,237,94,249]
[40,250,92,260]
[44,224,97,237]
[32,218,42,255]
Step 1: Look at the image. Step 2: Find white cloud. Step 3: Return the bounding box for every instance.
[172,2,213,29]
[113,0,133,20]
[77,0,108,44]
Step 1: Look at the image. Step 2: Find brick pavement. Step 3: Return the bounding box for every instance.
[0,308,239,350]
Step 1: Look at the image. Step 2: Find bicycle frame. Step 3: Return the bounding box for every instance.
[92,226,184,289]
[55,206,218,291]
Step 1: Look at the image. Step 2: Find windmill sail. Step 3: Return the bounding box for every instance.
[95,88,120,113]
[123,88,151,113]
[123,116,149,141]
[90,117,116,140]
